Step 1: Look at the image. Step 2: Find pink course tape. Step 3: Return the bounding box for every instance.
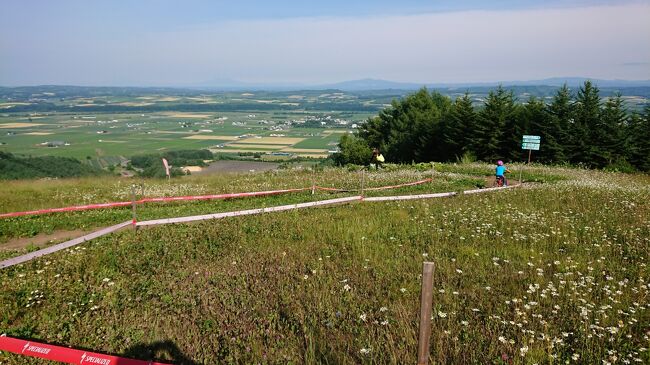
[0,188,308,219]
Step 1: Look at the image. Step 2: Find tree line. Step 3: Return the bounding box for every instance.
[335,81,649,172]
[0,151,105,180]
[129,149,213,178]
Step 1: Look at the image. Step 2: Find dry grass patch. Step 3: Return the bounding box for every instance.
[160,112,212,118]
[229,144,284,150]
[280,148,328,153]
[296,153,329,158]
[113,102,154,107]
[182,166,203,173]
[232,137,304,145]
[0,102,31,107]
[211,148,273,153]
[183,135,240,141]
[0,123,46,128]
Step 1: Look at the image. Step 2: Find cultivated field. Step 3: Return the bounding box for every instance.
[0,110,353,163]
[0,89,381,164]
[0,164,648,364]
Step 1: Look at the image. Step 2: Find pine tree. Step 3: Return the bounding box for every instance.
[546,85,572,163]
[596,93,627,167]
[444,93,478,160]
[627,105,650,171]
[573,81,601,166]
[476,86,516,161]
[418,91,452,161]
[525,96,563,163]
[360,88,442,163]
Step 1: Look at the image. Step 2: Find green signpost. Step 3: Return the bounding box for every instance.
[520,135,541,184]
[521,135,541,163]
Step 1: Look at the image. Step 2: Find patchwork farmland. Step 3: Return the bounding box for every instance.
[0,89,382,164]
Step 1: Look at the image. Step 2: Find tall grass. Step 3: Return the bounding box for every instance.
[0,164,648,364]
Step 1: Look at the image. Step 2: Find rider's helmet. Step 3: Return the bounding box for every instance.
[497,160,504,166]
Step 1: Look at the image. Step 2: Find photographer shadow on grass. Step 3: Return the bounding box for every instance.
[120,340,199,365]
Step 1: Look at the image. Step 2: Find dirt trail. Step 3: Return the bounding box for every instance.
[1,230,87,251]
[485,176,520,187]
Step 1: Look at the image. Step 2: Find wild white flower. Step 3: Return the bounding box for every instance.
[359,313,367,322]
[520,346,529,357]
[343,284,352,291]
[102,278,110,283]
[400,288,407,293]
[359,348,371,355]
[303,274,309,280]
[379,306,388,312]
[572,353,580,361]
[437,311,447,318]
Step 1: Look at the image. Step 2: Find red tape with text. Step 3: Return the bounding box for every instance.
[0,335,171,364]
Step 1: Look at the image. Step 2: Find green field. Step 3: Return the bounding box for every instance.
[0,164,648,364]
[0,109,366,162]
[0,88,384,163]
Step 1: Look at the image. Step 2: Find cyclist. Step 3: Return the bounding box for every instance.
[495,160,511,186]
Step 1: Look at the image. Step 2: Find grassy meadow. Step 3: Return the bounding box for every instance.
[0,164,648,364]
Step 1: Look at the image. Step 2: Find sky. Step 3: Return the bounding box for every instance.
[1,0,649,86]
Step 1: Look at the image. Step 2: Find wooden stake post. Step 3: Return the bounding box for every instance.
[131,184,137,230]
[417,262,435,365]
[360,169,365,197]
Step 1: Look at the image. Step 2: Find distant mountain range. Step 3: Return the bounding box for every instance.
[190,77,650,91]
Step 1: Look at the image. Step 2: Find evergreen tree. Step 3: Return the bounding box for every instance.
[525,96,563,163]
[573,81,601,166]
[546,85,572,163]
[476,86,516,161]
[443,93,478,160]
[627,105,650,171]
[359,88,442,163]
[596,93,627,167]
[502,102,525,161]
[422,92,453,161]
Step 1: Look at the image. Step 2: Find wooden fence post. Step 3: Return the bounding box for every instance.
[417,261,435,365]
[360,169,365,198]
[131,184,137,231]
